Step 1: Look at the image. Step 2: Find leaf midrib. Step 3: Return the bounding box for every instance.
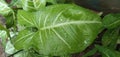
[40,21,101,30]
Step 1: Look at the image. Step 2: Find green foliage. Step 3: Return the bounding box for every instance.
[5,14,15,28]
[102,13,120,49]
[0,30,7,47]
[21,0,46,11]
[9,0,22,8]
[101,13,120,57]
[102,13,120,29]
[102,28,120,49]
[95,45,120,57]
[14,4,102,56]
[0,24,9,47]
[0,0,12,16]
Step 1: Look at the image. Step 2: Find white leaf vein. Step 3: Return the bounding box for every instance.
[52,29,71,49]
[41,21,101,30]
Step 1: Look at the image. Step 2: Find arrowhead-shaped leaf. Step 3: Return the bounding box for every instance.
[14,4,102,56]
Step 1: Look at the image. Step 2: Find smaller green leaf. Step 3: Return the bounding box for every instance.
[5,41,16,55]
[95,45,120,57]
[102,13,120,29]
[5,14,15,28]
[17,10,36,27]
[0,0,12,16]
[0,25,10,46]
[102,28,120,49]
[21,0,46,11]
[9,0,22,8]
[0,30,7,47]
[0,24,10,37]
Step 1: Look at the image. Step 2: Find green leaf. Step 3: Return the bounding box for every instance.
[5,14,15,28]
[14,4,102,56]
[9,0,22,8]
[103,13,120,29]
[95,45,120,57]
[0,24,9,47]
[102,28,120,49]
[5,41,17,55]
[21,0,46,11]
[0,0,12,16]
[0,24,10,36]
[0,30,7,47]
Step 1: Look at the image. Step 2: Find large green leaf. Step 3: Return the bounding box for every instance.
[14,4,102,56]
[102,13,120,29]
[21,0,46,11]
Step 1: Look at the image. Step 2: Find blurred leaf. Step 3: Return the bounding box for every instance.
[0,0,12,16]
[9,0,22,8]
[0,24,10,36]
[21,0,46,11]
[0,30,7,47]
[102,13,120,29]
[5,14,15,28]
[95,45,120,57]
[102,27,120,49]
[5,41,16,55]
[0,24,10,47]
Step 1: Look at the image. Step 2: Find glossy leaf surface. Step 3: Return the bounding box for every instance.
[14,4,102,56]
